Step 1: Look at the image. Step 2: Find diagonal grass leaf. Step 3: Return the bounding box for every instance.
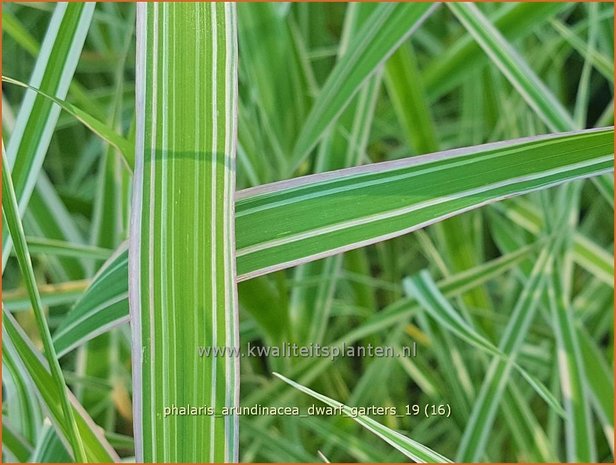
[290,3,437,172]
[273,372,452,463]
[3,3,95,268]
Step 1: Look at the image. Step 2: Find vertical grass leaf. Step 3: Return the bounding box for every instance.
[130,3,240,461]
[456,246,553,461]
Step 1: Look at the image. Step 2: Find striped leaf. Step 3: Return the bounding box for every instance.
[578,326,614,453]
[4,278,89,312]
[404,270,564,415]
[130,3,239,461]
[54,248,127,356]
[448,3,575,132]
[548,260,596,461]
[456,246,553,461]
[2,146,89,461]
[240,242,540,408]
[237,128,612,279]
[52,128,613,356]
[56,240,540,366]
[424,3,570,99]
[29,422,72,463]
[3,311,118,462]
[2,420,33,462]
[274,372,451,463]
[2,3,95,268]
[494,198,614,286]
[290,3,436,172]
[2,76,133,168]
[3,346,41,444]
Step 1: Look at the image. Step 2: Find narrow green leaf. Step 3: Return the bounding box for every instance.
[3,344,42,443]
[572,234,614,286]
[29,422,72,463]
[2,420,33,462]
[548,261,596,461]
[495,198,614,286]
[130,4,239,461]
[448,3,575,132]
[273,372,452,463]
[500,385,557,462]
[291,4,380,349]
[592,174,614,208]
[2,9,108,121]
[26,236,113,260]
[244,243,540,410]
[53,241,538,363]
[4,278,88,312]
[404,270,564,416]
[52,128,613,356]
[238,129,612,278]
[2,76,133,169]
[290,3,436,172]
[54,247,128,357]
[384,42,438,154]
[577,326,614,453]
[2,147,88,461]
[2,11,40,56]
[3,3,95,267]
[424,3,570,99]
[551,18,614,82]
[237,3,309,156]
[3,311,118,462]
[405,271,501,356]
[26,173,89,280]
[456,246,552,461]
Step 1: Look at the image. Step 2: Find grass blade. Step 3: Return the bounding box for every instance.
[578,326,614,453]
[448,3,575,132]
[551,18,614,82]
[290,3,436,172]
[53,242,539,365]
[26,236,113,260]
[243,243,540,411]
[3,3,95,267]
[3,342,42,443]
[548,260,596,461]
[3,311,118,462]
[2,147,88,461]
[494,198,614,286]
[2,9,107,121]
[130,4,239,461]
[54,247,128,357]
[52,127,613,355]
[4,278,88,312]
[237,129,612,278]
[2,420,33,462]
[404,270,564,416]
[456,246,553,461]
[424,3,570,99]
[26,174,88,280]
[385,42,438,155]
[29,422,72,463]
[405,271,498,355]
[2,76,133,168]
[273,372,452,463]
